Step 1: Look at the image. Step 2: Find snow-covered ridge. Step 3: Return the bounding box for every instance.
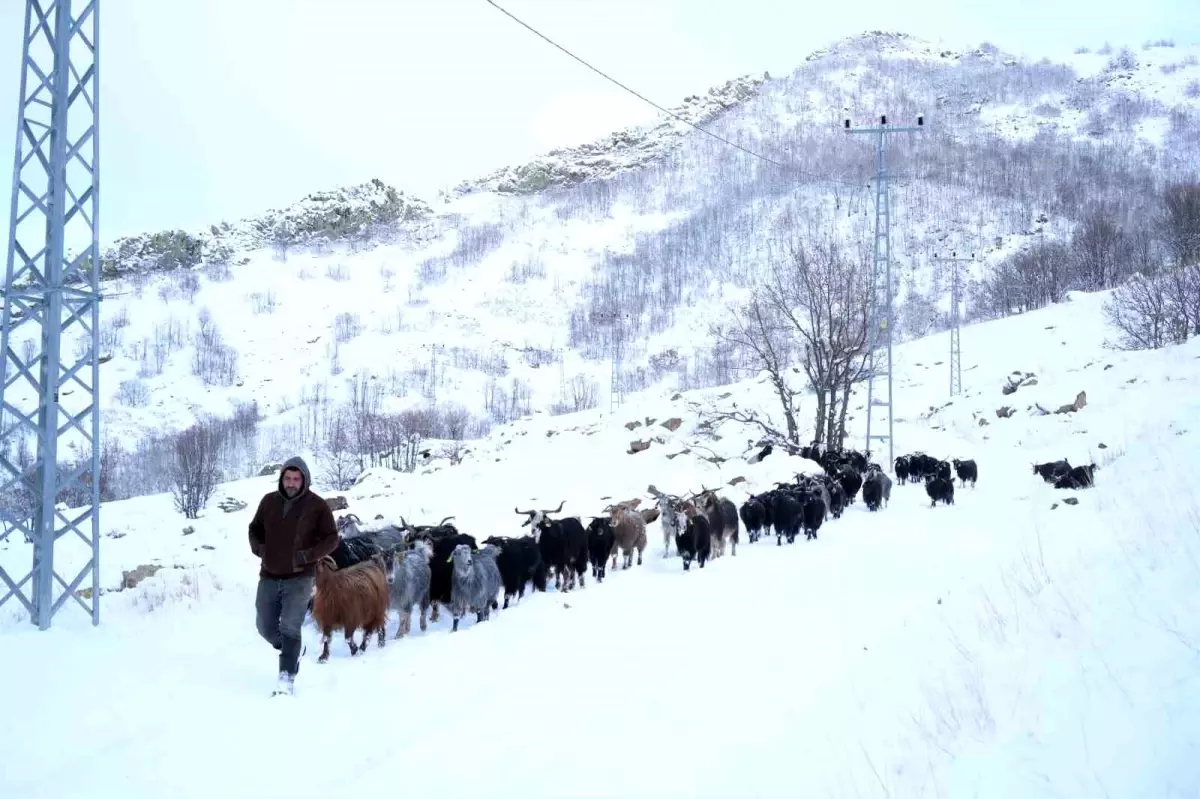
[444,73,770,198]
[95,178,435,280]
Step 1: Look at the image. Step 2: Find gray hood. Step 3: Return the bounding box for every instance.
[278,456,312,497]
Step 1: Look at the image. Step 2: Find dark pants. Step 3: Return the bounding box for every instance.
[255,575,314,676]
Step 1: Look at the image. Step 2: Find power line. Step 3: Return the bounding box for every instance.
[484,0,865,189]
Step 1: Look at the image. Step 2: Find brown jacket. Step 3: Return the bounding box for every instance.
[248,456,339,579]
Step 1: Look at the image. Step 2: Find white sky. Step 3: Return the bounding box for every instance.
[0,0,1197,243]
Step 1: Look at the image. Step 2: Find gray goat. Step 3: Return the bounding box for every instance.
[384,541,432,638]
[608,502,647,569]
[651,489,686,557]
[448,543,502,632]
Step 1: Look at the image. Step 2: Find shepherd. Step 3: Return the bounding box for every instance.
[247,456,339,696]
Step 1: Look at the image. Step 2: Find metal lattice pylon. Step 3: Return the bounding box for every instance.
[933,251,973,397]
[0,0,102,629]
[844,115,923,469]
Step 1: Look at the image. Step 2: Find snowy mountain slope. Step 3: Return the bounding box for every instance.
[5,31,1200,497]
[1,288,1198,797]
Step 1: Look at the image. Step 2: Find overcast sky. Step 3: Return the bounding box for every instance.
[0,0,1196,244]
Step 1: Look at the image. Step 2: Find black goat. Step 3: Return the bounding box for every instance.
[894,455,911,484]
[481,535,546,608]
[952,458,978,487]
[801,492,825,541]
[515,502,589,591]
[585,518,617,583]
[924,475,955,507]
[676,503,712,571]
[862,469,892,512]
[770,489,803,545]
[905,453,940,482]
[1033,459,1072,483]
[836,468,864,505]
[1054,463,1096,489]
[739,497,766,544]
[719,497,740,556]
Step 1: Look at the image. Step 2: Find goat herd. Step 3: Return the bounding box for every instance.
[304,444,1093,665]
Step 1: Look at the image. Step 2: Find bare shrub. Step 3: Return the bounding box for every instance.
[505,256,547,284]
[327,340,343,377]
[316,407,359,490]
[975,241,1073,318]
[169,422,223,518]
[1161,182,1200,266]
[332,311,363,343]
[148,316,189,375]
[325,263,350,282]
[172,269,201,303]
[551,373,599,415]
[1186,80,1200,100]
[248,290,278,314]
[109,304,131,329]
[439,403,472,440]
[1071,208,1129,290]
[379,264,395,292]
[98,320,124,352]
[521,346,561,368]
[73,333,93,361]
[417,222,506,284]
[116,378,151,407]
[482,376,533,424]
[1165,264,1200,338]
[190,312,239,386]
[1103,273,1179,350]
[203,260,233,282]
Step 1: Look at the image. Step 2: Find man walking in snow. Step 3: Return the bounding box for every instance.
[248,455,339,695]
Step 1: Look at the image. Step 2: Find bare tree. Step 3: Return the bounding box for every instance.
[1103,273,1176,350]
[1164,264,1200,340]
[710,289,801,446]
[566,373,599,412]
[169,422,223,519]
[1161,181,1200,267]
[439,403,472,440]
[317,407,360,490]
[772,236,871,448]
[1071,208,1128,290]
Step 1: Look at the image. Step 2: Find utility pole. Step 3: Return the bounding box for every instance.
[843,114,923,469]
[932,251,973,397]
[0,0,102,629]
[591,311,630,413]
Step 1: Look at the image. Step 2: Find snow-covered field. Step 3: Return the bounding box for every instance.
[1,289,1198,797]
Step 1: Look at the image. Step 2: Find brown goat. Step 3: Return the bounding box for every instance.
[608,502,647,570]
[312,554,390,663]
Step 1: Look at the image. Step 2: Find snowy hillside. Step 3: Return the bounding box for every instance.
[1,288,1198,797]
[4,31,1200,505]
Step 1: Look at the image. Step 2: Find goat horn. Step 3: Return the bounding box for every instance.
[514,507,536,515]
[438,515,455,525]
[346,512,361,523]
[398,516,409,529]
[543,500,565,514]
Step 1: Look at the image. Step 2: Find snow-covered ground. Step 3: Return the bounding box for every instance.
[1,289,1199,797]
